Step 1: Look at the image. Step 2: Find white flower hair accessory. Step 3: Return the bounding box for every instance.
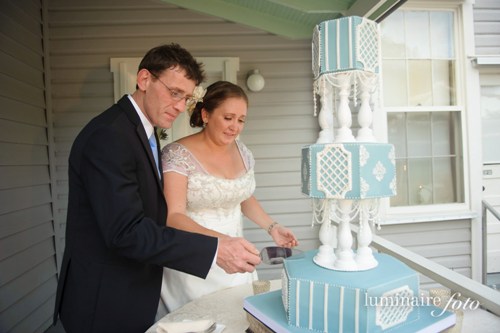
[187,85,206,113]
[193,85,206,101]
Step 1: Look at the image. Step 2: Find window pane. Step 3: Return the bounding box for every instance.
[408,60,432,106]
[381,11,406,58]
[408,158,433,205]
[407,112,432,157]
[382,60,407,106]
[430,12,454,59]
[432,112,454,156]
[481,85,500,163]
[405,11,430,58]
[391,159,409,206]
[432,60,455,105]
[434,157,462,203]
[388,113,407,157]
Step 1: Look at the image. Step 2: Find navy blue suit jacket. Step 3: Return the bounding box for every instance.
[54,96,217,332]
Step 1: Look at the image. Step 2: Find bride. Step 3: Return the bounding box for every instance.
[158,81,298,313]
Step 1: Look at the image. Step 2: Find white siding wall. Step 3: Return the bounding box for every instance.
[377,220,472,286]
[0,0,58,332]
[474,0,500,55]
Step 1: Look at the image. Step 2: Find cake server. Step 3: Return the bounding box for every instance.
[259,246,304,265]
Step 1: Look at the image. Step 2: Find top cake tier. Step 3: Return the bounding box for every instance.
[312,16,380,79]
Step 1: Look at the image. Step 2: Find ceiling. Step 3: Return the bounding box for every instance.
[160,0,407,39]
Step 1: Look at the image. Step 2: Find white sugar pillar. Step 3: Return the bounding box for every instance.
[316,80,335,143]
[355,199,378,269]
[356,73,377,142]
[334,73,355,142]
[333,200,357,270]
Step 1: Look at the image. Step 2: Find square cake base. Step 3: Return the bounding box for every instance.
[244,290,456,333]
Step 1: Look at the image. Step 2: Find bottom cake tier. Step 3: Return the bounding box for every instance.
[245,250,455,333]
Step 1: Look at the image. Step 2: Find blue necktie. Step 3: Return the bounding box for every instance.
[148,133,160,176]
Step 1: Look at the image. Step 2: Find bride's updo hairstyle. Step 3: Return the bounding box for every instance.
[190,81,248,128]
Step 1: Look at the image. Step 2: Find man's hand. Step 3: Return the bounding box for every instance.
[216,237,261,274]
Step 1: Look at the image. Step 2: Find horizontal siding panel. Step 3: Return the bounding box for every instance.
[0,277,57,333]
[0,205,53,237]
[475,35,500,47]
[474,0,500,8]
[49,7,218,25]
[253,158,302,173]
[240,61,312,77]
[407,242,471,258]
[48,35,308,55]
[256,198,312,215]
[250,143,305,159]
[51,81,114,98]
[0,143,48,166]
[0,166,50,190]
[0,74,45,107]
[0,257,56,312]
[0,120,48,145]
[0,185,52,215]
[245,224,318,240]
[0,239,56,286]
[474,0,500,54]
[0,12,42,57]
[0,222,55,261]
[0,96,46,126]
[474,12,500,22]
[14,296,56,333]
[52,97,113,114]
[0,0,41,39]
[0,51,44,87]
[245,115,317,131]
[53,127,81,141]
[254,186,304,201]
[474,22,500,34]
[381,228,470,246]
[52,110,102,128]
[245,212,313,229]
[50,22,260,39]
[255,171,301,187]
[379,219,469,233]
[0,35,42,72]
[248,104,319,117]
[51,68,113,83]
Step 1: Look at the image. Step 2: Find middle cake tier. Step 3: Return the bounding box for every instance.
[301,143,397,200]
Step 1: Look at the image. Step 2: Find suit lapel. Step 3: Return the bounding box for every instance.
[118,96,164,189]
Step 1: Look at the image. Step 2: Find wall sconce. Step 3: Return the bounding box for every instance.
[246,69,265,92]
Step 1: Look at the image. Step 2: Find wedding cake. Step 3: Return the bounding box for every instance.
[244,16,455,333]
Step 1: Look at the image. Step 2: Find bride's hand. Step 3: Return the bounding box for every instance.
[270,224,299,248]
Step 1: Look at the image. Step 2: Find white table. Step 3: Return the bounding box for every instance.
[147,281,500,333]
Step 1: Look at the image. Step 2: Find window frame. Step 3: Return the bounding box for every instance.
[375,2,474,223]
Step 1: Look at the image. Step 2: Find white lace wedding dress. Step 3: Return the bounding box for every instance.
[158,140,258,314]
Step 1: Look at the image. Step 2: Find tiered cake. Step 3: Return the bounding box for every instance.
[244,16,455,333]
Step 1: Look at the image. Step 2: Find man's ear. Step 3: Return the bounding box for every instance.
[136,68,151,91]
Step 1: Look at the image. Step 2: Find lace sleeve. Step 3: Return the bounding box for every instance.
[236,140,255,171]
[161,142,196,176]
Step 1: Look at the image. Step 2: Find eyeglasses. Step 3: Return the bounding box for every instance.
[149,71,198,111]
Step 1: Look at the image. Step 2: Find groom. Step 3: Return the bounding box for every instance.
[53,43,261,333]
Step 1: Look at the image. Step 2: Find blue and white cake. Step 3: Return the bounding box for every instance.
[301,143,396,200]
[281,250,420,332]
[312,16,380,79]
